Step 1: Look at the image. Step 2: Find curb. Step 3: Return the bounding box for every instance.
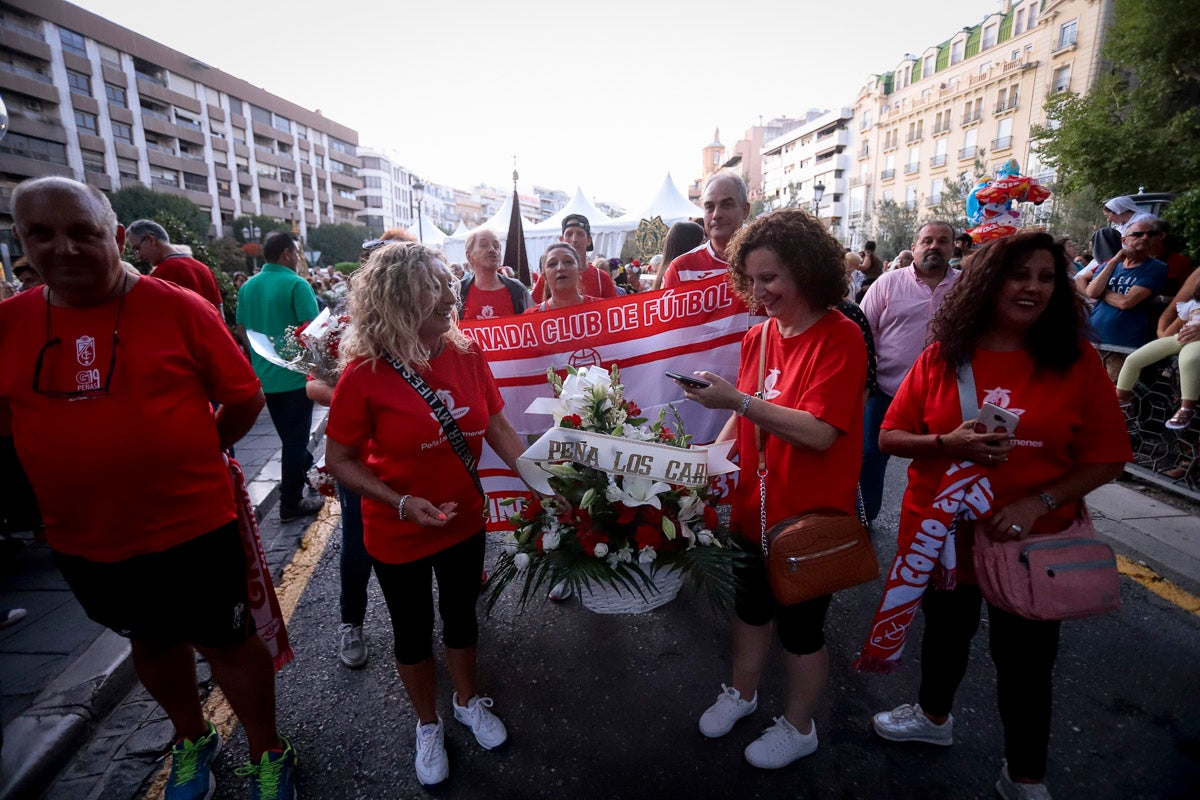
[0,419,327,800]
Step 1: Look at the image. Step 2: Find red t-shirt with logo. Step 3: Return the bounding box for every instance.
[152,254,223,308]
[661,243,728,288]
[730,312,867,540]
[884,342,1133,539]
[326,341,503,563]
[532,264,618,302]
[462,285,517,321]
[0,278,261,561]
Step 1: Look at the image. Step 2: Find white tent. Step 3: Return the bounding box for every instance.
[441,220,472,262]
[442,193,518,263]
[415,211,447,247]
[614,173,702,228]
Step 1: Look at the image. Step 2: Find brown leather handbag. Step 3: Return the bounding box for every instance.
[752,319,879,605]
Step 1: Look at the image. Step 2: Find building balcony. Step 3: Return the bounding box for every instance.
[880,168,895,181]
[904,162,920,175]
[930,154,947,168]
[857,146,870,160]
[959,145,978,160]
[905,134,924,145]
[991,136,1013,151]
[960,112,982,127]
[0,23,52,62]
[994,99,1019,116]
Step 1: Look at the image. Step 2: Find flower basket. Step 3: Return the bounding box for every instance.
[485,365,748,615]
[579,566,684,614]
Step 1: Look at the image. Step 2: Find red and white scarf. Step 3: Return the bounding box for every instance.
[227,456,294,671]
[854,459,993,673]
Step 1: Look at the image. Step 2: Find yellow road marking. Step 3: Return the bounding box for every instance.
[1117,554,1200,616]
[140,501,340,799]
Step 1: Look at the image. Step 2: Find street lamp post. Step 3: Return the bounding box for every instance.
[241,223,262,271]
[812,180,826,223]
[412,179,425,243]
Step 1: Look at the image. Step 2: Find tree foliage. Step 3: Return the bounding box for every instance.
[109,186,211,240]
[869,199,920,260]
[209,236,249,273]
[231,214,291,244]
[1162,188,1200,263]
[126,212,238,324]
[1031,0,1200,199]
[306,222,371,266]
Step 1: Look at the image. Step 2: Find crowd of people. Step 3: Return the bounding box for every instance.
[2,168,1180,799]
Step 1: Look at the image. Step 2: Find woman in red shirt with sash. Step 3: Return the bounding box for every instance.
[867,232,1130,800]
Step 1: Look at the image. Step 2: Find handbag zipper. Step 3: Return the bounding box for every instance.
[785,539,859,570]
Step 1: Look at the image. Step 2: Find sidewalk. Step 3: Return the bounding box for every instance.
[0,407,327,800]
[0,448,1196,798]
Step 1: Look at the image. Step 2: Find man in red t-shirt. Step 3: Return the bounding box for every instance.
[127,218,224,310]
[661,173,750,288]
[458,229,532,319]
[532,214,618,301]
[4,177,297,795]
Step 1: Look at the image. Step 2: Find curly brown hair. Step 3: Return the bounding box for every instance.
[931,230,1091,372]
[726,209,846,309]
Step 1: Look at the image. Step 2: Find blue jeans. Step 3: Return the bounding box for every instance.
[337,485,371,626]
[859,389,894,522]
[263,388,314,509]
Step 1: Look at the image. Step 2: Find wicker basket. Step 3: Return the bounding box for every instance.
[580,567,685,614]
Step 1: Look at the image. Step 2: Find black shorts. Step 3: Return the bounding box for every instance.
[55,521,255,649]
[735,552,833,656]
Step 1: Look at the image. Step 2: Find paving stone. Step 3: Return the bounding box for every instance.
[42,775,102,800]
[119,718,174,756]
[101,700,158,733]
[55,732,123,780]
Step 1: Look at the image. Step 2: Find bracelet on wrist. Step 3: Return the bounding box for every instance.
[736,393,753,416]
[397,494,412,520]
[1037,491,1058,512]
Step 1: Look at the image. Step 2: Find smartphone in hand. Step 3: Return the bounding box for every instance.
[975,402,1019,438]
[666,371,712,389]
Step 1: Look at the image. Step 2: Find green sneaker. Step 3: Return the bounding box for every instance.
[235,736,299,800]
[165,721,221,800]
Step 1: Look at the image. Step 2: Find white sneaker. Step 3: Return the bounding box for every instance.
[698,683,757,738]
[872,702,954,746]
[996,761,1053,800]
[452,692,508,749]
[744,716,818,769]
[414,718,448,786]
[549,580,573,601]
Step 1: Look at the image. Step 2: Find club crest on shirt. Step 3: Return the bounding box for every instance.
[76,335,96,367]
[763,368,783,400]
[430,389,470,421]
[981,387,1025,416]
[479,305,496,319]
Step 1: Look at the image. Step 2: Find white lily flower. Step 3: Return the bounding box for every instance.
[697,529,714,546]
[593,542,609,558]
[541,529,561,551]
[677,493,705,522]
[608,475,671,509]
[638,546,657,564]
[514,553,530,571]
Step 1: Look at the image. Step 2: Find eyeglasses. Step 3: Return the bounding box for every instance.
[1125,230,1162,239]
[33,278,127,400]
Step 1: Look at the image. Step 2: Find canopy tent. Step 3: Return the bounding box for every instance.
[414,211,447,247]
[440,220,472,262]
[444,174,704,280]
[613,173,702,228]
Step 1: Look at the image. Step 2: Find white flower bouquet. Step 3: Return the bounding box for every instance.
[486,366,747,614]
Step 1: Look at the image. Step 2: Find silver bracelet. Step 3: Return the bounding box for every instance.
[736,393,753,417]
[397,494,411,520]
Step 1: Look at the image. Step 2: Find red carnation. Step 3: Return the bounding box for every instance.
[624,400,641,417]
[614,502,637,526]
[658,427,674,442]
[562,414,583,429]
[703,505,720,530]
[635,523,661,550]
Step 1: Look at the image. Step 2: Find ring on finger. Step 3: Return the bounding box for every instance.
[1009,524,1023,534]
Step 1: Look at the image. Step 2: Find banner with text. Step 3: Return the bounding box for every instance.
[462,276,751,531]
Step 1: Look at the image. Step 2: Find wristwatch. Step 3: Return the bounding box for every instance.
[1037,491,1058,512]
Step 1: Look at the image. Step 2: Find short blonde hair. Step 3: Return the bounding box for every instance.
[340,242,467,371]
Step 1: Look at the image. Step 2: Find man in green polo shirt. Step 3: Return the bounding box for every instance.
[236,231,324,522]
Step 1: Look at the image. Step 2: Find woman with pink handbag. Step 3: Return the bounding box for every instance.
[863,232,1131,800]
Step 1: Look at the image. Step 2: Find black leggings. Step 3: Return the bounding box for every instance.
[917,585,1061,781]
[372,531,485,665]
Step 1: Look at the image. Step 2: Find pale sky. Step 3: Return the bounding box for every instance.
[71,0,1005,210]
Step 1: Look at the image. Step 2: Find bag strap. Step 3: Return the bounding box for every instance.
[754,320,772,556]
[385,353,484,497]
[956,360,979,423]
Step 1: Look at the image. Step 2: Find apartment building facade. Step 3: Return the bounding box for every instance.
[0,0,363,248]
[356,147,416,235]
[847,0,1111,240]
[761,108,854,240]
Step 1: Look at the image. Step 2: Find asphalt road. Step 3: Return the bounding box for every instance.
[195,462,1200,800]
